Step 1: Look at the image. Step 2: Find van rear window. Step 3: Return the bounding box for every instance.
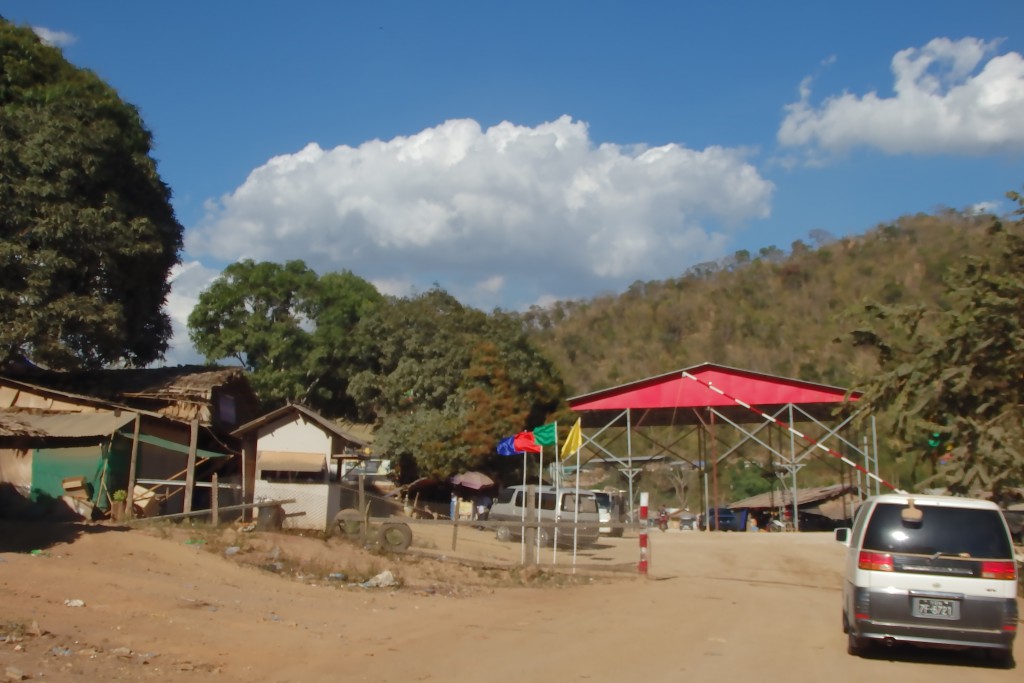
[510,491,558,510]
[862,503,1013,559]
[561,494,598,514]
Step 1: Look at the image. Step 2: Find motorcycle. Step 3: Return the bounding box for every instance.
[657,510,669,531]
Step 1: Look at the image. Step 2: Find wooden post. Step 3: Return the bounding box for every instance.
[240,438,249,522]
[451,518,459,550]
[211,473,219,526]
[183,418,199,514]
[358,474,368,540]
[125,413,141,520]
[241,436,257,522]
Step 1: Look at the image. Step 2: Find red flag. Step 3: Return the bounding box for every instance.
[513,431,542,453]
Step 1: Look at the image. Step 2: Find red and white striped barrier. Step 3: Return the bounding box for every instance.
[638,492,649,575]
[681,371,903,494]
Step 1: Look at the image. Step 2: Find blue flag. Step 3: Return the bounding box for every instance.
[496,436,517,456]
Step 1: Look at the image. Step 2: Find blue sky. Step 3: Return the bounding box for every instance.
[4,1,1024,364]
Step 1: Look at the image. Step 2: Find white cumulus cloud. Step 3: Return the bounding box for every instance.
[31,26,76,48]
[161,260,222,366]
[779,37,1024,157]
[967,200,1001,215]
[186,116,773,312]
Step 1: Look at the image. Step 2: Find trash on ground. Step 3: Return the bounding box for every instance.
[360,570,398,588]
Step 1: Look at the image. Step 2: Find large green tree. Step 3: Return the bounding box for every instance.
[187,259,381,415]
[848,192,1024,502]
[0,20,182,369]
[348,288,565,481]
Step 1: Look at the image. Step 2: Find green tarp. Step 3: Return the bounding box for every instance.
[30,444,126,508]
[28,431,228,512]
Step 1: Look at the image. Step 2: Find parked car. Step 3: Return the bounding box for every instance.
[675,511,698,530]
[592,490,625,537]
[835,493,1017,666]
[489,485,601,547]
[340,458,396,494]
[699,507,743,531]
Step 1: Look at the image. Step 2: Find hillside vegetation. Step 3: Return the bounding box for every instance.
[518,208,1019,500]
[522,210,994,394]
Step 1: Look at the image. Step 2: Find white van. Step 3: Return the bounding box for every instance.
[489,485,601,547]
[835,493,1018,666]
[591,490,625,537]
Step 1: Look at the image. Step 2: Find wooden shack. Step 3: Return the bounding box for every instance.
[0,364,259,519]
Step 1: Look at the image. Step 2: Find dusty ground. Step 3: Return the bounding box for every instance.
[1,518,1020,682]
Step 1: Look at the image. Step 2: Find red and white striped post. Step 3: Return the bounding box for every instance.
[638,492,649,575]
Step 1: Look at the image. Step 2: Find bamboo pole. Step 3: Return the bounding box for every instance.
[130,498,295,523]
[211,473,219,526]
[125,413,141,520]
[183,418,199,514]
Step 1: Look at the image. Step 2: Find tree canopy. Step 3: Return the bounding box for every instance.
[187,259,382,416]
[0,19,182,369]
[190,272,565,481]
[348,288,565,481]
[848,192,1024,502]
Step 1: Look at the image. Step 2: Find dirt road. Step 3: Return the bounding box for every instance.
[1,521,1019,682]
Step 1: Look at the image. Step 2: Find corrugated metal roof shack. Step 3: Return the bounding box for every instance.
[728,483,860,530]
[0,365,259,520]
[567,363,875,529]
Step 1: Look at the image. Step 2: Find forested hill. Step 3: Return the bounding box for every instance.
[518,209,999,396]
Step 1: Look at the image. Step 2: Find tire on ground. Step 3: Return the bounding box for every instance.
[496,525,512,542]
[846,630,869,657]
[257,504,285,530]
[333,508,365,537]
[987,648,1015,669]
[377,522,413,551]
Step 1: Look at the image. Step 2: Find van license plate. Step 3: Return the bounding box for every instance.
[913,598,959,620]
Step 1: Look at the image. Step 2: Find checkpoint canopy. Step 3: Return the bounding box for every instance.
[566,362,882,529]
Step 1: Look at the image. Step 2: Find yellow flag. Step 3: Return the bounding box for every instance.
[561,418,582,460]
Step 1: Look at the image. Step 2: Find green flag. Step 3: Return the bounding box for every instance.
[532,422,557,446]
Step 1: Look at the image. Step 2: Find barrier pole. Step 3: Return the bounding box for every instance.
[638,491,649,575]
[681,372,903,493]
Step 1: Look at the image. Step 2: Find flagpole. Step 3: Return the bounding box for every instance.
[573,433,581,570]
[520,450,527,564]
[552,421,559,564]
[536,446,544,560]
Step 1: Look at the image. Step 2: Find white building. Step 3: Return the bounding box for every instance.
[232,404,374,531]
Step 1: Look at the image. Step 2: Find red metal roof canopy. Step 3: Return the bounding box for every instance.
[568,362,860,427]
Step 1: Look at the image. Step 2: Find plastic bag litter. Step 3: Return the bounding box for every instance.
[360,570,398,588]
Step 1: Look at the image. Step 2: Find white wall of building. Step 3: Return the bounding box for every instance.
[257,415,331,456]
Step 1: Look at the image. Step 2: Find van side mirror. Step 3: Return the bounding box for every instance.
[834,527,851,545]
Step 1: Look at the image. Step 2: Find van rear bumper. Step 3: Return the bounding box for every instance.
[852,587,1017,650]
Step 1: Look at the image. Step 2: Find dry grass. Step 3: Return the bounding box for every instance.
[130,518,621,596]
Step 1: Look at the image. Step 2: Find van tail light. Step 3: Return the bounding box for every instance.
[980,561,1017,580]
[854,590,871,622]
[858,551,894,571]
[1003,600,1019,633]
